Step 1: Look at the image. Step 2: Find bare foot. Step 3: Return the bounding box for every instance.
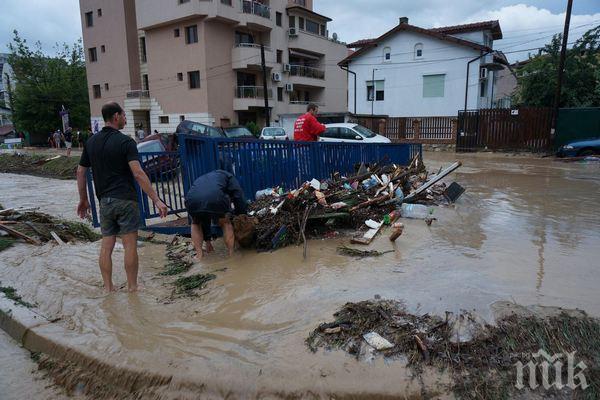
[205,242,214,253]
[128,284,144,293]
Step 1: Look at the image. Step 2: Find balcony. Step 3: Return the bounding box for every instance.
[234,86,273,110]
[287,100,324,114]
[126,90,150,99]
[231,43,276,70]
[239,0,272,30]
[125,90,151,110]
[289,64,325,87]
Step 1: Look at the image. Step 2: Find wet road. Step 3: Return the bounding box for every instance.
[0,152,599,398]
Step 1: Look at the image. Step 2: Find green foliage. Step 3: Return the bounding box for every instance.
[245,121,260,137]
[7,31,90,137]
[516,25,600,107]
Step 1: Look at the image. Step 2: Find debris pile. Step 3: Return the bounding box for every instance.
[0,206,100,249]
[161,237,194,276]
[0,153,79,180]
[246,156,463,252]
[306,300,600,400]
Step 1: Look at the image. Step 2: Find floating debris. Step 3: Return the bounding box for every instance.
[337,246,393,258]
[160,236,193,276]
[174,274,216,295]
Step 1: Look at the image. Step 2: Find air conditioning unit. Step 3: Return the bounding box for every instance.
[285,83,294,92]
[272,72,282,82]
[283,63,291,73]
[288,28,298,37]
[480,67,488,79]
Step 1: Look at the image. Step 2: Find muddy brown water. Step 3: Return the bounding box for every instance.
[0,153,599,398]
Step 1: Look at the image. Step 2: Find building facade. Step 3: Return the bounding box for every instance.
[79,0,348,137]
[340,19,506,118]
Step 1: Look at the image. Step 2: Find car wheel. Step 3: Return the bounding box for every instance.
[577,149,595,157]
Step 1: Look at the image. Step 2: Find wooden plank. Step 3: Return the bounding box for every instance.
[0,224,41,245]
[404,161,462,202]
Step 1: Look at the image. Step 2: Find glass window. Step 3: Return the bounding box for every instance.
[320,24,326,37]
[174,28,180,37]
[140,37,147,62]
[383,47,391,62]
[353,125,377,138]
[414,43,423,59]
[85,12,93,27]
[340,128,360,140]
[480,80,488,97]
[276,12,282,26]
[423,74,445,97]
[366,80,384,101]
[321,127,339,138]
[159,116,169,124]
[263,127,286,136]
[289,16,295,28]
[306,20,319,35]
[299,17,305,30]
[88,47,97,62]
[188,71,201,89]
[277,87,283,102]
[185,25,198,44]
[93,85,101,98]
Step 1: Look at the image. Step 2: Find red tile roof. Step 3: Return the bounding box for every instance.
[431,20,502,40]
[347,38,376,48]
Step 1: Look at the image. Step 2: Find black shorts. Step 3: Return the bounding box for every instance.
[190,212,229,239]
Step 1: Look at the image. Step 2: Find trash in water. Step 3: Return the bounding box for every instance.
[400,203,431,219]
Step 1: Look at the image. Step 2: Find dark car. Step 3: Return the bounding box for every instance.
[557,138,600,157]
[221,126,256,140]
[137,139,179,181]
[176,120,224,138]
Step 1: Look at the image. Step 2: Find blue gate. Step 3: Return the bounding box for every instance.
[88,137,421,234]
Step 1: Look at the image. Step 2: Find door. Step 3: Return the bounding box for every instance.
[339,127,363,143]
[319,127,339,142]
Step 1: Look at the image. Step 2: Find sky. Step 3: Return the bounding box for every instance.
[1,0,599,62]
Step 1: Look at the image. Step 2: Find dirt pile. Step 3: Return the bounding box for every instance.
[0,153,79,179]
[307,300,599,400]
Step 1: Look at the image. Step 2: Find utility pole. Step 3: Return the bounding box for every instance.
[552,0,573,136]
[371,68,376,117]
[260,43,270,127]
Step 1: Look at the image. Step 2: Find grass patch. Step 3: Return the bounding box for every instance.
[160,260,192,276]
[0,282,35,308]
[307,300,600,400]
[174,274,216,295]
[0,237,16,252]
[337,246,394,258]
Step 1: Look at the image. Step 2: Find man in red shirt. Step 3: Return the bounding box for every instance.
[293,103,326,141]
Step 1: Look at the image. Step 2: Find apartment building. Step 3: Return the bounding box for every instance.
[79,0,348,137]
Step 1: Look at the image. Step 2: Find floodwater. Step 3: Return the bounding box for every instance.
[0,153,599,398]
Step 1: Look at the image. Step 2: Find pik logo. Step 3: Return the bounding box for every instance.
[515,349,589,390]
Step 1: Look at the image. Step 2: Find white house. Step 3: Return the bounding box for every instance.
[339,18,507,117]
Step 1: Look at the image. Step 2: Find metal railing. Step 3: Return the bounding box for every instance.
[289,100,324,106]
[234,43,272,52]
[289,64,325,80]
[127,90,150,99]
[241,0,270,18]
[235,86,273,99]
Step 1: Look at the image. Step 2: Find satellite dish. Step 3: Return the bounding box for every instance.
[332,32,338,41]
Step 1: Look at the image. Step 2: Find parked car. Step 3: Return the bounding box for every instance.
[319,123,391,143]
[259,127,289,141]
[557,138,600,158]
[176,120,224,138]
[137,139,179,181]
[222,126,256,140]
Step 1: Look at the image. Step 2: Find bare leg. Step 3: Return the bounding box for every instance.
[121,232,139,292]
[219,218,235,256]
[205,241,214,253]
[99,236,117,292]
[191,223,204,260]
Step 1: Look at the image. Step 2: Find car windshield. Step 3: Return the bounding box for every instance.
[353,125,377,138]
[190,122,223,138]
[263,128,286,136]
[137,140,164,153]
[224,127,253,138]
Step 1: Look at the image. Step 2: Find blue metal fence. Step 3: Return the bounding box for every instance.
[179,135,421,200]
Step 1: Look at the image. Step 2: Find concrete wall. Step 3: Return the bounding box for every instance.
[204,21,236,124]
[347,30,488,117]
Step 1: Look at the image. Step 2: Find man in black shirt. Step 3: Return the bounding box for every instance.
[76,102,168,293]
[185,170,247,259]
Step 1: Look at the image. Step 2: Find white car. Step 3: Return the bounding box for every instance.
[260,127,289,141]
[319,123,391,143]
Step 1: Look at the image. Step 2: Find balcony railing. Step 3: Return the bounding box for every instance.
[289,64,325,80]
[241,0,270,19]
[290,0,306,6]
[289,100,324,106]
[235,86,273,99]
[234,42,272,52]
[127,90,150,99]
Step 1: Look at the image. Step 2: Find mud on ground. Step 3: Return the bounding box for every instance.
[0,153,79,180]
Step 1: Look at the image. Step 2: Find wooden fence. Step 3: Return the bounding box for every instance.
[456,107,553,152]
[354,116,457,144]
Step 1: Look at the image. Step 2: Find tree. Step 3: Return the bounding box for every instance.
[7,31,90,139]
[516,25,600,107]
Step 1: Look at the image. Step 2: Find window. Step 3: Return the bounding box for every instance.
[320,24,326,37]
[414,43,423,59]
[277,49,283,64]
[340,128,360,140]
[177,72,183,81]
[306,20,319,35]
[299,17,305,30]
[97,8,102,17]
[383,46,391,62]
[88,47,98,62]
[104,83,109,91]
[423,74,445,97]
[174,28,180,37]
[289,16,295,28]
[235,31,254,45]
[321,127,339,139]
[140,37,147,62]
[185,25,198,44]
[366,80,384,101]
[93,84,101,98]
[221,0,232,4]
[480,80,488,97]
[142,74,149,91]
[85,11,93,27]
[159,116,169,124]
[180,115,185,122]
[276,12,282,27]
[277,87,283,102]
[101,45,105,53]
[188,71,200,89]
[178,0,190,3]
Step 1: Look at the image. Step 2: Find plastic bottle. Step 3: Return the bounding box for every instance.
[401,203,431,219]
[255,188,274,199]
